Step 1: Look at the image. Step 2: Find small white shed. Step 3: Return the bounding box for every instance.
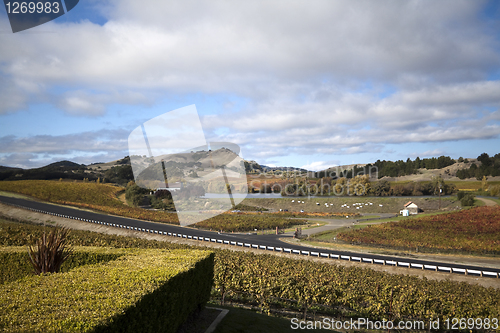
[403,201,419,215]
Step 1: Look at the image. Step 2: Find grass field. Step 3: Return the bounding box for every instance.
[242,196,458,214]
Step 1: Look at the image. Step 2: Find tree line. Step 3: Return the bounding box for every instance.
[456,153,500,180]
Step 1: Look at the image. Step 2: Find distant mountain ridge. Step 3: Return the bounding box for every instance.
[1,152,498,184]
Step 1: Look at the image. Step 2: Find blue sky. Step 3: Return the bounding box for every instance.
[1,0,500,170]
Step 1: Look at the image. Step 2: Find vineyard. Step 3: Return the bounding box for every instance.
[193,214,300,232]
[2,217,499,327]
[0,180,124,207]
[213,250,500,322]
[0,180,311,232]
[193,211,355,232]
[337,206,500,255]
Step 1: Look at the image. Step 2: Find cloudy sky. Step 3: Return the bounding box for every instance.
[1,0,499,170]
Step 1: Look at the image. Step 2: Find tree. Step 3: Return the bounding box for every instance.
[481,175,488,192]
[125,181,150,206]
[460,193,475,207]
[373,180,391,196]
[477,153,492,167]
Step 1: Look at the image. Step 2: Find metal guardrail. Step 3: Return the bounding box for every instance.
[4,201,499,279]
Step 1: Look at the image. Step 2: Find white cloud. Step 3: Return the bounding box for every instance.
[0,0,499,168]
[0,129,129,155]
[301,161,338,172]
[1,1,498,114]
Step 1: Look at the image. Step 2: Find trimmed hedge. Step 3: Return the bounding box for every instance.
[0,246,129,285]
[0,248,214,333]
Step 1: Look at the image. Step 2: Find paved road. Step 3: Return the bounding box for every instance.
[1,195,499,278]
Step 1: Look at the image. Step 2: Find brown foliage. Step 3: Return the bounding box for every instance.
[27,227,73,275]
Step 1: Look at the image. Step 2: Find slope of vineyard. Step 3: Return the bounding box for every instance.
[1,218,499,325]
[213,250,500,322]
[193,213,299,232]
[337,206,500,254]
[0,180,123,206]
[0,180,179,224]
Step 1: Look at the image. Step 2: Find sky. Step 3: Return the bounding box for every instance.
[0,0,499,171]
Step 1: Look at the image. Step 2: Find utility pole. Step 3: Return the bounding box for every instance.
[439,183,442,210]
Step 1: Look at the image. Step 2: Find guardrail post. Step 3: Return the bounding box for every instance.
[383,260,385,265]
[480,271,483,277]
[465,269,467,276]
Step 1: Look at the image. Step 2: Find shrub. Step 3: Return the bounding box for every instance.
[460,193,475,207]
[489,185,500,197]
[27,227,72,275]
[0,246,128,285]
[0,249,214,333]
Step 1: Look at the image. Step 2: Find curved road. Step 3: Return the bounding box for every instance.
[1,195,499,278]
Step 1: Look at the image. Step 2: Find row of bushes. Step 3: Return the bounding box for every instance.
[0,246,129,285]
[0,245,214,333]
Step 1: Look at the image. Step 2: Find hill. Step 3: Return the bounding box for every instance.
[2,152,500,186]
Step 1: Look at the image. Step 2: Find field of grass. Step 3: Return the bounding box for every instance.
[335,206,500,255]
[451,180,500,191]
[242,196,457,214]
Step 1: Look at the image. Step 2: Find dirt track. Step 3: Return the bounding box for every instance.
[477,197,499,206]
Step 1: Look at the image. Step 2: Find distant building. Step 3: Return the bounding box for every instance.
[155,182,183,193]
[401,201,419,215]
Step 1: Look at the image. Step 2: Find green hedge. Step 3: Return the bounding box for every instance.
[0,246,130,285]
[0,248,214,333]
